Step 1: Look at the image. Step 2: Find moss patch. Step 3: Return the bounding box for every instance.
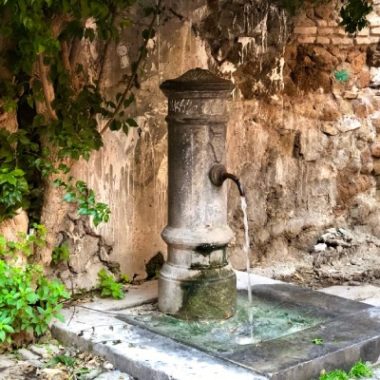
[177,268,236,320]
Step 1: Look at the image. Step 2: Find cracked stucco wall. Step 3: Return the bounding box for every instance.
[59,0,380,289]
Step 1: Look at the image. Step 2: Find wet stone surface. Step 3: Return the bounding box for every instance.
[117,291,323,354]
[47,275,380,380]
[118,283,380,380]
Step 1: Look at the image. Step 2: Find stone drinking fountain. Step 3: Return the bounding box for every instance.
[81,69,380,380]
[158,68,241,320]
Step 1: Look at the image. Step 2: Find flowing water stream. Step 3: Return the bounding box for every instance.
[240,196,252,303]
[239,195,255,344]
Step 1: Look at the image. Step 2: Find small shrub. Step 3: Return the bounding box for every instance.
[0,260,70,344]
[349,360,373,378]
[320,369,349,380]
[97,269,124,299]
[59,180,110,226]
[320,360,374,380]
[119,273,131,284]
[0,224,46,260]
[52,243,70,265]
[47,354,76,368]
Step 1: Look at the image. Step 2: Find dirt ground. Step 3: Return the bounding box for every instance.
[252,227,380,289]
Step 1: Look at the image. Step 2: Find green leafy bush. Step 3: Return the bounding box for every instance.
[0,261,70,344]
[0,168,29,222]
[320,360,373,380]
[47,354,76,368]
[0,0,159,226]
[97,269,124,299]
[320,369,349,380]
[52,243,70,265]
[0,224,47,259]
[55,179,110,226]
[349,360,373,378]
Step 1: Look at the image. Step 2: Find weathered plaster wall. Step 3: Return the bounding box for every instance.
[59,0,380,288]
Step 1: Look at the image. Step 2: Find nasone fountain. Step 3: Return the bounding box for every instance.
[117,69,380,379]
[158,68,242,320]
[53,68,380,380]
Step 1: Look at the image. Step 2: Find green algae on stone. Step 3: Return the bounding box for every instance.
[177,267,236,320]
[121,292,324,355]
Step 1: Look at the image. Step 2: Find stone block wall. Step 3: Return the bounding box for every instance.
[293,1,380,46]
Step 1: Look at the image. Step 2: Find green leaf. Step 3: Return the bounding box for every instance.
[63,192,76,203]
[126,118,138,127]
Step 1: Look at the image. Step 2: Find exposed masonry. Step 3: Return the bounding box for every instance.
[52,215,119,290]
[59,0,380,287]
[293,0,380,45]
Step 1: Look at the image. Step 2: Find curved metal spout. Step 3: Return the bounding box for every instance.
[209,164,245,197]
[223,172,245,197]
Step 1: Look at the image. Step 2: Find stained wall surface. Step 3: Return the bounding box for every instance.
[65,0,380,287]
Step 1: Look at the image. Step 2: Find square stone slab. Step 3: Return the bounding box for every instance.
[117,283,380,380]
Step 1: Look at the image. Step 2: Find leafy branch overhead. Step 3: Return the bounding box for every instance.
[0,0,371,231]
[0,0,161,227]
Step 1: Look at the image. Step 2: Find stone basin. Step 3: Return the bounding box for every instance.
[52,273,380,380]
[117,280,380,380]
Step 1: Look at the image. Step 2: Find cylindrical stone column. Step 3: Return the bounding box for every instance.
[158,68,236,320]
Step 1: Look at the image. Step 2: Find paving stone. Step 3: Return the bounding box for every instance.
[84,280,158,312]
[17,348,41,364]
[29,344,60,359]
[0,354,16,368]
[82,367,104,379]
[363,297,380,307]
[52,308,263,380]
[95,370,133,379]
[319,285,380,302]
[39,367,68,380]
[0,361,37,380]
[236,271,283,290]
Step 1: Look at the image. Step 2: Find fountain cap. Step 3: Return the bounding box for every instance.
[160,68,234,97]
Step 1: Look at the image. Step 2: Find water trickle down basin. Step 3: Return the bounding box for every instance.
[116,69,380,380]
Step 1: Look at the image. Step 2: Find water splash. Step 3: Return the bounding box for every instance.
[240,196,252,304]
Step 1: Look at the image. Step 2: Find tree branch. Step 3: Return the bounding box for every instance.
[37,53,58,121]
[61,40,80,92]
[100,0,161,135]
[97,8,117,91]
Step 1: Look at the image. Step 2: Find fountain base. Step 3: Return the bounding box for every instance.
[52,273,380,380]
[158,263,236,320]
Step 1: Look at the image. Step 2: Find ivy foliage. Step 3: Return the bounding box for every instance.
[0,0,370,227]
[0,0,160,225]
[51,242,70,265]
[340,0,372,34]
[0,223,47,259]
[97,268,125,299]
[280,0,372,33]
